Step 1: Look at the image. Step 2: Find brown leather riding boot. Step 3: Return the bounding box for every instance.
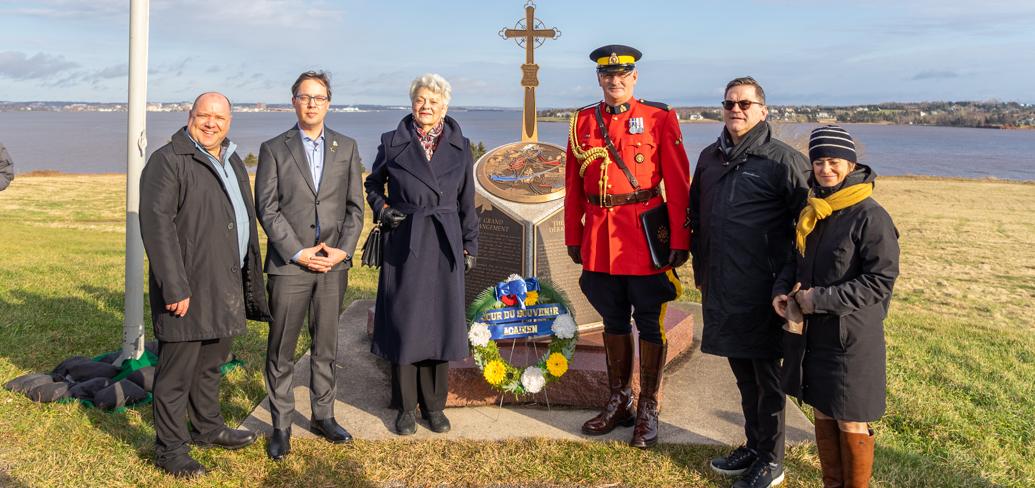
[814,418,844,487]
[630,339,666,448]
[581,333,635,435]
[840,429,875,488]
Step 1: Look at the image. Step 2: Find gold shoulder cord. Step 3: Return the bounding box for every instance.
[568,110,612,203]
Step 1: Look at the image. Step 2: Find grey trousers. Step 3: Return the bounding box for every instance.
[265,270,348,429]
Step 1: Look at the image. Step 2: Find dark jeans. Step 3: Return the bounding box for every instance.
[728,357,786,464]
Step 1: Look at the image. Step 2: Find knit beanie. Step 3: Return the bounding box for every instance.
[808,125,857,163]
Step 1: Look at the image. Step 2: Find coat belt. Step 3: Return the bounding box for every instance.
[392,202,460,263]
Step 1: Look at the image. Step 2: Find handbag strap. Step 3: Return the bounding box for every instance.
[593,105,640,190]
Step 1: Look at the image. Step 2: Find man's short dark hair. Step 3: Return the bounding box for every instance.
[292,71,332,100]
[725,76,766,105]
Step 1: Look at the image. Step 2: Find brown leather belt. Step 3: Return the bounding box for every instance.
[587,187,661,208]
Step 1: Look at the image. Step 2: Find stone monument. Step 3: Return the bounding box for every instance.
[466,1,602,329]
[440,2,696,407]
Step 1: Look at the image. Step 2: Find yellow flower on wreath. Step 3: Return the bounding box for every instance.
[546,352,568,377]
[483,360,507,385]
[524,291,539,306]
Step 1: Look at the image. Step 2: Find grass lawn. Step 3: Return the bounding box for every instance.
[0,174,1032,487]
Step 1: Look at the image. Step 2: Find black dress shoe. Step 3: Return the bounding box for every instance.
[310,417,353,443]
[395,410,416,436]
[158,454,207,479]
[423,410,451,433]
[191,427,257,450]
[266,428,291,461]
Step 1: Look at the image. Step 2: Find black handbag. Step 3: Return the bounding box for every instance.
[640,203,671,269]
[361,220,383,268]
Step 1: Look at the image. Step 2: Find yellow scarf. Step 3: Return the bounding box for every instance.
[795,183,873,255]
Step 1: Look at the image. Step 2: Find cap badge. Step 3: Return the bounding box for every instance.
[608,52,619,65]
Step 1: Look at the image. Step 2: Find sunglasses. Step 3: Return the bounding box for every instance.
[722,100,763,110]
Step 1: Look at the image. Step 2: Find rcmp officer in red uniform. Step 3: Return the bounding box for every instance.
[564,45,691,448]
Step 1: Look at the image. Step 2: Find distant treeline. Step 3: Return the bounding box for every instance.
[540,101,1035,129]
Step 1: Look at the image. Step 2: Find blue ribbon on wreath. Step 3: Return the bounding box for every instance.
[494,276,540,310]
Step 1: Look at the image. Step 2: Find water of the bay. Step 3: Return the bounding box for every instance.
[1,110,1033,180]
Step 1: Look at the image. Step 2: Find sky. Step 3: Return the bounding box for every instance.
[1,0,1034,107]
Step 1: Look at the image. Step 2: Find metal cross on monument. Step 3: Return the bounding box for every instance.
[499,1,560,143]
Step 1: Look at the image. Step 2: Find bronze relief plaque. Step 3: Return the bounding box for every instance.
[475,142,566,203]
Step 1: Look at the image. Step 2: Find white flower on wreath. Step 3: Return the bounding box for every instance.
[521,366,546,394]
[468,322,491,347]
[551,313,576,339]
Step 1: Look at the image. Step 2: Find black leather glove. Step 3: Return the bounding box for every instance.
[380,207,407,230]
[567,245,582,265]
[464,254,475,274]
[668,250,689,268]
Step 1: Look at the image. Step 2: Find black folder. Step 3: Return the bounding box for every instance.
[640,203,671,269]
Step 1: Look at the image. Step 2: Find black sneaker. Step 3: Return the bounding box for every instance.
[732,460,784,488]
[710,446,758,476]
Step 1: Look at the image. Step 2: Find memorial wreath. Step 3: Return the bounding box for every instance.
[466,275,577,395]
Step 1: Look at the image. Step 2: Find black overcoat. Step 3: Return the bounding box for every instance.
[364,115,479,364]
[776,165,899,421]
[140,128,271,342]
[689,122,810,358]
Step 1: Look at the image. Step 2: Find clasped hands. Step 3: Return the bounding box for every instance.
[772,282,816,318]
[298,242,349,273]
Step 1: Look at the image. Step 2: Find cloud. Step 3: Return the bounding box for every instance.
[0,0,123,18]
[0,51,79,80]
[912,70,960,80]
[153,0,346,28]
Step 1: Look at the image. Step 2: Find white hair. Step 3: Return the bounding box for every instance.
[409,73,452,106]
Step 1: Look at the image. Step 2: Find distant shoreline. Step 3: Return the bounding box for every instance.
[14,171,1034,184]
[538,116,1035,130]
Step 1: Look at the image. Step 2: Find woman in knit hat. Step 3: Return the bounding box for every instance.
[772,125,900,487]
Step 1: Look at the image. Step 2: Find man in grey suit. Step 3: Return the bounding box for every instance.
[254,71,365,460]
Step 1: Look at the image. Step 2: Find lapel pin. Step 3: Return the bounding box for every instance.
[331,140,338,152]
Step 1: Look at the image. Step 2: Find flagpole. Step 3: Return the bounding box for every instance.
[115,0,149,366]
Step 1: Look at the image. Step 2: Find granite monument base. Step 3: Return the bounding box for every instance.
[367,305,694,408]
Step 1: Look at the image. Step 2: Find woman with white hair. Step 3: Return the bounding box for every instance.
[364,73,479,435]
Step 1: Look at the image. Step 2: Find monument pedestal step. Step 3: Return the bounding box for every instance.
[367,305,694,408]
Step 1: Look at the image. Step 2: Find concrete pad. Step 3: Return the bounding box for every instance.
[241,300,814,446]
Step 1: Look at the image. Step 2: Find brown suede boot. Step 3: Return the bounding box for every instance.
[630,339,666,448]
[814,418,844,487]
[840,429,875,488]
[581,333,635,435]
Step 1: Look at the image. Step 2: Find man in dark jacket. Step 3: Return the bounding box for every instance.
[689,77,809,488]
[0,142,13,191]
[140,92,272,478]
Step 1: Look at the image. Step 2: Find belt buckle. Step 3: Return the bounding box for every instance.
[602,193,614,207]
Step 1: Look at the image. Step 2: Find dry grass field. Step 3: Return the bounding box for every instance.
[0,174,1032,487]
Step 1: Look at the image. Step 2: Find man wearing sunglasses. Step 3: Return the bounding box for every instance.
[565,45,691,449]
[254,71,365,460]
[688,77,809,488]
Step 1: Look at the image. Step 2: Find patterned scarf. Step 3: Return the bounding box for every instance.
[413,120,444,162]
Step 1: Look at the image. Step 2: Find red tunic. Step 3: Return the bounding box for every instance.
[564,98,691,275]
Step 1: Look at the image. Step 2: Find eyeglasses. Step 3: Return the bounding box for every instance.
[722,100,763,111]
[294,94,329,105]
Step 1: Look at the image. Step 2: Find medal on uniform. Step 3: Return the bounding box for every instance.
[628,117,644,134]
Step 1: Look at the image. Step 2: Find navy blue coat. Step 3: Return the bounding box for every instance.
[364,115,479,364]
